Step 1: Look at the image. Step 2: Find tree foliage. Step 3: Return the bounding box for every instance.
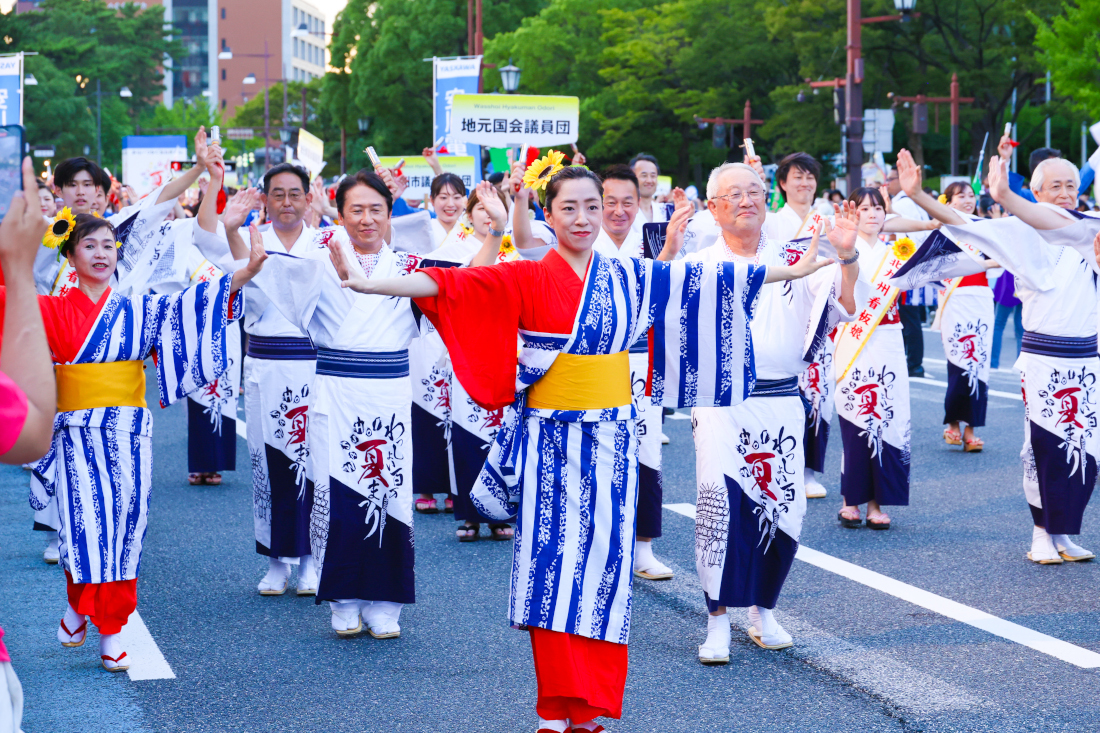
[1032,0,1100,119]
[1,0,184,171]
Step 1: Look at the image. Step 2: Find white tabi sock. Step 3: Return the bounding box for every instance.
[58,603,86,645]
[43,530,60,559]
[571,720,605,732]
[361,601,402,635]
[536,718,570,733]
[698,612,731,661]
[1052,534,1094,559]
[804,468,827,498]
[634,540,672,576]
[747,605,762,634]
[258,558,291,592]
[99,633,128,669]
[297,555,318,591]
[757,607,792,648]
[329,600,361,632]
[1030,526,1061,562]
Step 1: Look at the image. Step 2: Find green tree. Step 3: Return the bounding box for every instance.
[2,0,184,171]
[326,0,547,173]
[1032,0,1100,118]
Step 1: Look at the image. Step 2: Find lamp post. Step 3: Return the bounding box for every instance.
[802,0,918,192]
[220,40,276,171]
[79,75,133,166]
[499,59,521,93]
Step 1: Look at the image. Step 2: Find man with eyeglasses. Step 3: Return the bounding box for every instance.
[225,163,323,596]
[664,162,864,662]
[955,145,1099,565]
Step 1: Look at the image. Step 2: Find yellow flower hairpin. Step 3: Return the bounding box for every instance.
[115,240,123,249]
[522,150,565,193]
[892,236,916,261]
[42,207,76,250]
[938,194,948,204]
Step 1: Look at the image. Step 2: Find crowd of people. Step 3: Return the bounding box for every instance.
[1,123,1098,733]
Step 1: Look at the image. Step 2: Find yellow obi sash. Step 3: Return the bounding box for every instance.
[526,351,631,411]
[55,361,148,413]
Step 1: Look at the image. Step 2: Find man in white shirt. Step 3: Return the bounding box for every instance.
[630,153,668,225]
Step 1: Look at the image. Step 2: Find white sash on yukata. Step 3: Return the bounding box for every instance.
[834,237,906,382]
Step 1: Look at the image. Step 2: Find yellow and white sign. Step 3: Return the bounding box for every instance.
[449,94,579,147]
[379,156,478,200]
[297,128,325,178]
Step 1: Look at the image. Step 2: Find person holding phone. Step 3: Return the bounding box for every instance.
[9,166,268,672]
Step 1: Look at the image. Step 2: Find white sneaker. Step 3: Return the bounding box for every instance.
[1027,526,1063,564]
[258,558,291,595]
[362,601,402,639]
[698,612,731,664]
[43,533,60,564]
[661,432,670,445]
[296,555,318,595]
[804,469,827,499]
[1052,534,1095,562]
[330,600,363,636]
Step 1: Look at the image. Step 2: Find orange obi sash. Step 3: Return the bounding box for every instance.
[526,351,631,411]
[55,361,147,413]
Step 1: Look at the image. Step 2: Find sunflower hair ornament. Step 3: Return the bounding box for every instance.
[522,150,566,204]
[892,236,916,261]
[42,207,77,250]
[938,193,948,204]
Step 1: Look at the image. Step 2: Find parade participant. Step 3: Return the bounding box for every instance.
[37,179,57,220]
[594,164,672,581]
[949,151,1098,563]
[213,164,323,595]
[835,187,916,530]
[431,182,517,542]
[893,151,998,453]
[32,129,218,564]
[630,153,667,224]
[333,163,831,733]
[151,148,243,489]
[235,170,438,639]
[15,201,265,672]
[679,162,862,662]
[428,172,468,248]
[886,166,935,378]
[760,152,836,499]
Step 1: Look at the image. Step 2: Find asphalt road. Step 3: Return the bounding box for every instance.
[4,327,1100,732]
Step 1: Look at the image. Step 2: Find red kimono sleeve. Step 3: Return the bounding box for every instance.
[414,262,531,412]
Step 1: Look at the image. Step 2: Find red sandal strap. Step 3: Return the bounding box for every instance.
[60,618,87,638]
[101,652,128,664]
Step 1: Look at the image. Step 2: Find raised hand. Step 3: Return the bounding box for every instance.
[987,155,1010,203]
[672,187,688,210]
[246,223,268,274]
[827,201,859,259]
[997,132,1016,160]
[658,202,694,261]
[1094,230,1100,272]
[223,187,259,230]
[879,184,893,214]
[475,179,508,231]
[511,159,527,197]
[895,149,922,198]
[786,228,835,279]
[375,165,398,197]
[746,155,766,182]
[194,126,209,169]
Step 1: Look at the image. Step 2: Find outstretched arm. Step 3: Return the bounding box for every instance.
[893,149,968,225]
[228,224,268,293]
[763,227,835,283]
[657,202,693,261]
[0,157,54,464]
[988,155,1075,230]
[327,240,440,297]
[156,126,210,205]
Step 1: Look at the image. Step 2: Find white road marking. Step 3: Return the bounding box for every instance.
[910,375,1022,401]
[636,546,988,713]
[117,610,176,681]
[662,503,1100,669]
